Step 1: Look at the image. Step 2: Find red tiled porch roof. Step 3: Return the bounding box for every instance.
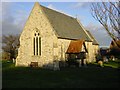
[66,40,85,54]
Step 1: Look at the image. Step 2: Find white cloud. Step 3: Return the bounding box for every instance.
[47,4,56,10]
[47,4,73,17]
[71,2,89,8]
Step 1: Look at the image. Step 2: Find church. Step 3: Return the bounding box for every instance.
[16,2,99,68]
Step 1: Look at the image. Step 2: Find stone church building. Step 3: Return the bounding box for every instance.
[16,2,99,68]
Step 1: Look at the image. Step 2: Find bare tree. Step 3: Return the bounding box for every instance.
[2,34,20,60]
[91,1,120,47]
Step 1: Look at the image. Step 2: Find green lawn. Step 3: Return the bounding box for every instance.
[2,60,120,88]
[103,60,120,68]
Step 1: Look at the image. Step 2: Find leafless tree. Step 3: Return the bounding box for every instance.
[91,1,120,47]
[2,34,20,60]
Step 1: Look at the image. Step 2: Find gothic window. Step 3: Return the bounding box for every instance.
[33,30,41,56]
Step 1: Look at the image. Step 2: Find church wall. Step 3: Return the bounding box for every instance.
[16,3,99,68]
[16,3,58,67]
[57,39,71,61]
[93,45,99,59]
[85,41,94,63]
[85,42,99,63]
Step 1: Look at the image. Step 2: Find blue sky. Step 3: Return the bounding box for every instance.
[1,2,112,47]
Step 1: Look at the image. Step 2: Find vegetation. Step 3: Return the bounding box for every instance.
[91,2,120,47]
[103,60,120,68]
[2,60,120,88]
[2,34,20,60]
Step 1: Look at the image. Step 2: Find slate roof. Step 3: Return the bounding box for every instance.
[86,30,99,45]
[39,3,92,41]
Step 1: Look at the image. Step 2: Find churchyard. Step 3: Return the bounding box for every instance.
[2,59,120,88]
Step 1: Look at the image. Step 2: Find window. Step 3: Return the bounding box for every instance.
[33,30,41,56]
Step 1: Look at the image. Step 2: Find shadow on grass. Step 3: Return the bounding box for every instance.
[2,60,120,88]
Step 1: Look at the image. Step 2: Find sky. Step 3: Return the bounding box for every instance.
[1,1,113,49]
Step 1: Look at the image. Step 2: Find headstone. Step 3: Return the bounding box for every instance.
[76,59,81,67]
[13,58,15,63]
[103,56,108,62]
[53,60,60,71]
[83,59,87,67]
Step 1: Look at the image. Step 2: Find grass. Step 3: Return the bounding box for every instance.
[2,60,120,88]
[103,60,120,68]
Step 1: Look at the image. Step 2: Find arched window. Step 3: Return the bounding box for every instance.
[33,30,41,56]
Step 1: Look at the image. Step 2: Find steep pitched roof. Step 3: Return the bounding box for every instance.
[66,40,87,53]
[86,30,99,45]
[39,3,92,41]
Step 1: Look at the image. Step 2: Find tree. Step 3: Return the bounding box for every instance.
[91,1,120,47]
[2,52,10,60]
[2,34,20,60]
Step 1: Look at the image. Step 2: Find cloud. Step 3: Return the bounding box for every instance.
[2,3,14,22]
[85,22,112,47]
[13,10,28,28]
[47,4,56,10]
[76,15,86,23]
[47,4,62,13]
[71,2,89,9]
[0,2,2,21]
[47,4,73,17]
[2,2,28,36]
[2,21,21,35]
[1,2,29,52]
